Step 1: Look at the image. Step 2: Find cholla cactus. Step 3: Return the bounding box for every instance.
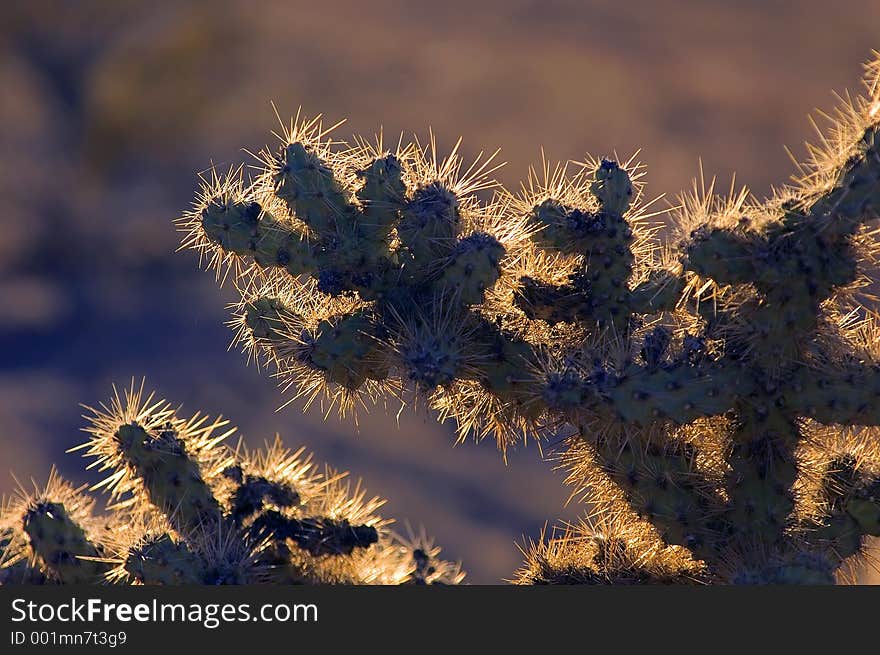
[0,382,463,585]
[174,52,880,584]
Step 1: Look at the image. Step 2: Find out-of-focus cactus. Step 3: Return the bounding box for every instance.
[0,382,463,585]
[174,52,880,584]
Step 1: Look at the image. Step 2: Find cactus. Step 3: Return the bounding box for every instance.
[7,55,880,586]
[169,52,880,584]
[0,382,463,585]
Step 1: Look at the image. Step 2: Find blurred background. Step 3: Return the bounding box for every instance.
[2,0,879,583]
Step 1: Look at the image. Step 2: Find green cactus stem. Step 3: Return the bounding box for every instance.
[114,422,224,532]
[21,501,108,584]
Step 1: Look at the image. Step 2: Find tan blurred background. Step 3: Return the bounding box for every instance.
[1,0,879,583]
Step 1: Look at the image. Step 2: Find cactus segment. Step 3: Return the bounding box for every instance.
[114,422,224,532]
[22,501,108,584]
[439,232,505,305]
[125,534,204,585]
[274,142,356,235]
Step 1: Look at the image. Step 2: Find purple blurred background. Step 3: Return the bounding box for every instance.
[2,0,879,582]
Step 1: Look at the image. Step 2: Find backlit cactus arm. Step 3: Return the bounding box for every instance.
[681,79,880,359]
[514,160,638,332]
[684,121,880,305]
[683,227,764,287]
[21,503,106,584]
[663,59,880,573]
[0,384,463,586]
[0,470,111,584]
[199,195,317,277]
[273,141,357,236]
[76,390,231,535]
[785,120,880,237]
[249,512,378,556]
